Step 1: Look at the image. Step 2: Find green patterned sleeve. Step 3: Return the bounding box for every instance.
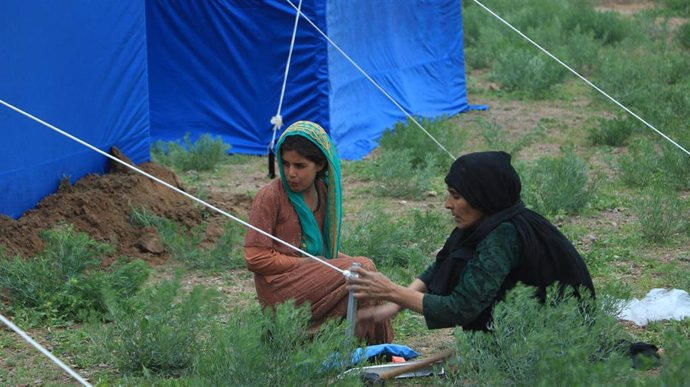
[421,222,523,329]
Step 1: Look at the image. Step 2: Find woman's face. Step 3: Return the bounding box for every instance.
[444,187,485,229]
[281,149,325,193]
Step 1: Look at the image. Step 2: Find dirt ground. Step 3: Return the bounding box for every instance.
[0,149,254,266]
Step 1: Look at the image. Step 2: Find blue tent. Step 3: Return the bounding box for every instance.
[1,0,475,219]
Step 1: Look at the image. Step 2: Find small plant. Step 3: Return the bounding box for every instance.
[366,149,441,200]
[0,225,149,325]
[448,285,636,386]
[479,118,544,156]
[587,116,634,147]
[151,132,230,172]
[521,149,596,215]
[633,189,688,244]
[130,207,246,271]
[491,47,567,98]
[101,279,220,376]
[617,138,660,188]
[677,22,690,50]
[377,116,464,173]
[192,301,359,386]
[341,206,448,276]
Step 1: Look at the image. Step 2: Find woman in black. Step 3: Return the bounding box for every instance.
[347,151,595,331]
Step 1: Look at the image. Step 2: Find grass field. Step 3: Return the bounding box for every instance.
[2,0,689,385]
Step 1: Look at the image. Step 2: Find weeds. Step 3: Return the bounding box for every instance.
[520,149,596,215]
[377,116,464,173]
[0,225,149,325]
[341,206,448,276]
[151,132,230,172]
[448,285,636,386]
[478,117,544,156]
[587,115,634,147]
[130,207,245,271]
[99,279,220,376]
[191,301,359,386]
[634,189,688,244]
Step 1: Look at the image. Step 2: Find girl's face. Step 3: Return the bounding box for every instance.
[281,150,325,193]
[444,187,485,229]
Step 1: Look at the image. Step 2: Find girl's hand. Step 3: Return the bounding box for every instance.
[357,303,401,323]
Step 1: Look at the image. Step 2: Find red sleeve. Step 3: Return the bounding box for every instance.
[244,183,301,275]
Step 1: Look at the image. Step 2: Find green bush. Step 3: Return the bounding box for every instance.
[130,208,245,271]
[377,116,463,172]
[366,149,441,200]
[677,22,690,49]
[0,225,149,325]
[479,118,544,156]
[151,133,230,172]
[617,138,659,188]
[658,141,690,191]
[657,0,690,16]
[491,47,567,98]
[587,116,634,147]
[521,149,595,215]
[341,206,448,275]
[634,189,688,244]
[191,301,359,387]
[102,280,220,376]
[447,285,637,386]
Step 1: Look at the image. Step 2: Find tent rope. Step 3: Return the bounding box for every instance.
[0,99,347,278]
[268,0,304,178]
[471,0,690,157]
[283,0,456,161]
[0,313,92,387]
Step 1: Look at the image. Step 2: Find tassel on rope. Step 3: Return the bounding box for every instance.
[268,147,276,178]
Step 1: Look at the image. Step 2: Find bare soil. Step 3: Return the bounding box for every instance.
[0,149,254,266]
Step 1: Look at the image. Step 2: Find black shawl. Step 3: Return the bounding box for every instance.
[428,151,595,312]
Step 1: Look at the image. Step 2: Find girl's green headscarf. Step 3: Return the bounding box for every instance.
[276,121,342,259]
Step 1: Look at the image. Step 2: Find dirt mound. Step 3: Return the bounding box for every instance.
[0,150,254,265]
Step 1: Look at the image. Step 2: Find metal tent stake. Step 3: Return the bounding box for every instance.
[345,262,362,337]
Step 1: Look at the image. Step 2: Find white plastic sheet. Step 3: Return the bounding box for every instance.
[618,288,690,326]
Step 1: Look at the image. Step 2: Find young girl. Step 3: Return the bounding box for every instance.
[244,121,393,344]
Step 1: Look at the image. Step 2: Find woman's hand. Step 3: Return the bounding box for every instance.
[346,266,397,300]
[357,303,401,323]
[347,267,426,315]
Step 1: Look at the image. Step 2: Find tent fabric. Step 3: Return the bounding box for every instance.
[327,0,473,159]
[1,0,476,219]
[146,0,330,155]
[146,0,476,160]
[0,1,150,219]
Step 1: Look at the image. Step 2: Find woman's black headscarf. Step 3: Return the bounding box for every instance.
[429,151,595,307]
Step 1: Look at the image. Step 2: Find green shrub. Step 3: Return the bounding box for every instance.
[102,280,220,376]
[0,225,149,325]
[151,133,230,172]
[491,47,567,98]
[677,22,690,49]
[587,116,634,147]
[658,141,690,191]
[521,149,595,215]
[658,0,690,16]
[561,4,630,46]
[634,189,688,244]
[378,117,462,171]
[617,138,659,188]
[130,208,245,271]
[191,301,359,387]
[479,118,544,156]
[366,149,441,200]
[341,206,448,275]
[447,285,636,386]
